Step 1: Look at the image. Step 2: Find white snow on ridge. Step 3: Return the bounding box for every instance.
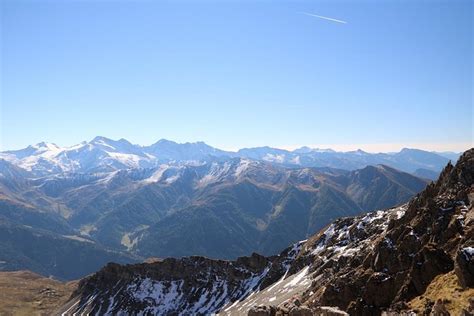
[32,142,62,152]
[106,151,143,167]
[71,264,273,315]
[142,165,169,183]
[0,153,18,163]
[165,174,180,184]
[96,170,120,184]
[65,141,88,151]
[1,140,157,174]
[197,162,231,187]
[219,265,312,315]
[262,154,285,164]
[290,155,301,165]
[311,205,407,259]
[0,142,64,172]
[94,139,116,150]
[234,159,251,178]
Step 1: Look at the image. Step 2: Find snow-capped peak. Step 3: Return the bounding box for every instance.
[32,141,62,151]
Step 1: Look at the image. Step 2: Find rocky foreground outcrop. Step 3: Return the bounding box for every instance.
[59,149,473,315]
[58,243,304,315]
[306,149,473,314]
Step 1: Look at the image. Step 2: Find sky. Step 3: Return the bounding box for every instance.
[1,0,472,152]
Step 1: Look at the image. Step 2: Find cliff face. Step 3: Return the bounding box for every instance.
[59,149,473,315]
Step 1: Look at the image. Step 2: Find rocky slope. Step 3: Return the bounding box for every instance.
[60,148,472,314]
[234,148,474,315]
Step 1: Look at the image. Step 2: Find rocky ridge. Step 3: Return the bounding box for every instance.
[59,243,303,315]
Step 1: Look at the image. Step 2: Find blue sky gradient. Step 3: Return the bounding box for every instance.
[1,0,472,151]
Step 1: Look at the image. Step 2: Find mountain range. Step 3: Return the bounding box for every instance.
[0,138,436,280]
[1,137,459,177]
[57,148,474,315]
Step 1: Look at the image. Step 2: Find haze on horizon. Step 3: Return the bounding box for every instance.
[0,135,470,154]
[1,0,472,152]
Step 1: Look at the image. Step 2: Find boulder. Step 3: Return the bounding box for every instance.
[455,246,474,288]
[289,306,313,316]
[248,305,276,316]
[313,306,349,315]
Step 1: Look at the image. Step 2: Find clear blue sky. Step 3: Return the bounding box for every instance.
[1,0,472,152]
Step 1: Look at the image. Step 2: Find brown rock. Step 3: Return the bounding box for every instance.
[431,299,450,316]
[248,305,276,316]
[289,306,313,316]
[455,246,474,288]
[314,306,349,315]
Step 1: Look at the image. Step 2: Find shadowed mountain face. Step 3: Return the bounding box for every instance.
[413,168,440,180]
[0,215,137,280]
[132,162,428,258]
[0,154,428,279]
[59,148,473,316]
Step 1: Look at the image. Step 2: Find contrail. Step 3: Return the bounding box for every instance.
[300,12,347,24]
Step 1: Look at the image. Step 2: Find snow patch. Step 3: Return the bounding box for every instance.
[461,247,474,260]
[284,266,309,288]
[142,165,169,184]
[234,159,251,177]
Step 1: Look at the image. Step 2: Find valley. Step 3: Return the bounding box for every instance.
[0,139,436,280]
